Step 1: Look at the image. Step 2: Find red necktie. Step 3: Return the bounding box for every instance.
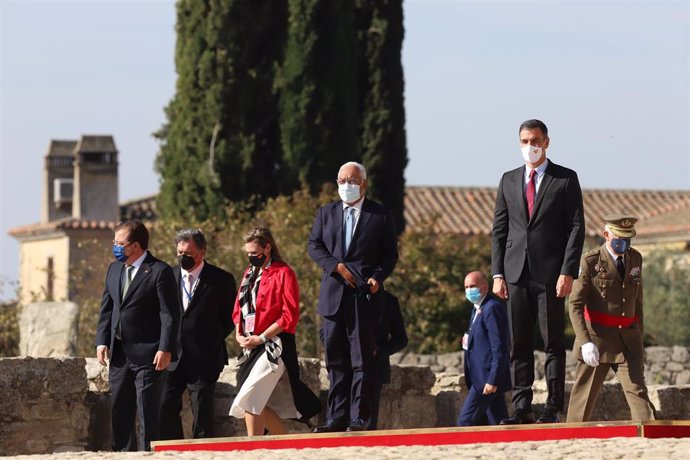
[526,169,536,218]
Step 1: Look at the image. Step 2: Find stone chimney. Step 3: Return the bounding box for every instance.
[42,140,77,223]
[72,135,119,221]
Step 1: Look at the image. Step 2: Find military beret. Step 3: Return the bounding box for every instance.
[604,214,637,238]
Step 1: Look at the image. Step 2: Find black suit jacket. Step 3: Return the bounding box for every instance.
[308,198,399,316]
[95,252,179,365]
[167,262,236,376]
[492,160,585,285]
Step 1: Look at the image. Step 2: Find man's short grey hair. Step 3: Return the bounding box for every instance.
[175,228,207,250]
[339,161,367,180]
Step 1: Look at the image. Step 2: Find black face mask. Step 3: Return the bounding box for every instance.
[178,254,196,271]
[248,253,267,268]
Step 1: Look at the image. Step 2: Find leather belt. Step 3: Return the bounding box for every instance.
[584,306,636,328]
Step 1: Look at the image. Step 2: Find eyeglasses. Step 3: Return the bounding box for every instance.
[336,177,363,185]
[113,240,133,247]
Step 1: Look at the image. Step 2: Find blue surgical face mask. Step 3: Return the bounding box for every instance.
[113,244,129,263]
[338,183,361,203]
[465,287,483,304]
[610,238,631,255]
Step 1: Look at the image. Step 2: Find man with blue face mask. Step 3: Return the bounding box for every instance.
[566,215,656,422]
[308,161,399,432]
[95,219,179,451]
[457,271,511,426]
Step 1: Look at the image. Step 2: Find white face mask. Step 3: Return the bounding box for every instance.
[521,144,543,164]
[338,183,361,203]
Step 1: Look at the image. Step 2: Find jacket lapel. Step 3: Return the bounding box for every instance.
[185,265,209,314]
[122,253,153,305]
[333,202,345,259]
[346,199,373,257]
[514,167,529,225]
[113,263,125,305]
[530,162,554,224]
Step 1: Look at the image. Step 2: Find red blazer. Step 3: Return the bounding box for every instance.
[233,261,300,335]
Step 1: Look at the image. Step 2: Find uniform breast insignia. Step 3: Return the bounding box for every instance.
[630,267,641,282]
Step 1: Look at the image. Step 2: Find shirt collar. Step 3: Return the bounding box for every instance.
[525,158,549,178]
[343,197,364,213]
[181,259,205,279]
[474,294,487,309]
[129,251,148,269]
[605,244,624,261]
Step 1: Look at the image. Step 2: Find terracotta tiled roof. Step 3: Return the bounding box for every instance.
[12,188,688,240]
[404,186,690,238]
[120,194,157,221]
[8,217,115,237]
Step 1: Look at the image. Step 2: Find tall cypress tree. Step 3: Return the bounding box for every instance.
[277,0,359,192]
[155,0,287,221]
[356,0,408,233]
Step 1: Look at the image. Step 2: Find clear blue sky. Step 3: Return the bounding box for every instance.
[1,0,689,300]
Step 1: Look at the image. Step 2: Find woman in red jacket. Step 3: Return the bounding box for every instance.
[229,226,320,436]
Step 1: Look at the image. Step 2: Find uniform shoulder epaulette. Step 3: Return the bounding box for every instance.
[583,248,599,258]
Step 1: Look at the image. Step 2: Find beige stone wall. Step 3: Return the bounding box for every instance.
[17,234,70,306]
[2,356,690,455]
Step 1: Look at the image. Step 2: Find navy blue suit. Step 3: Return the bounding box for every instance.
[95,252,179,451]
[308,198,398,423]
[457,294,511,426]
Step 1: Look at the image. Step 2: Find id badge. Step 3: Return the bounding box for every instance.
[462,333,469,351]
[244,313,256,334]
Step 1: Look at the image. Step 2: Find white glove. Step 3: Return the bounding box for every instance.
[581,342,600,367]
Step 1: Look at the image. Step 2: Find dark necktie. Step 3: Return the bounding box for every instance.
[122,265,134,298]
[526,170,536,218]
[616,256,625,279]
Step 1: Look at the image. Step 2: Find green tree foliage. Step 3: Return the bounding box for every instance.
[641,251,690,346]
[277,0,359,191]
[356,0,408,233]
[157,0,408,227]
[387,225,493,353]
[155,0,288,221]
[0,301,19,357]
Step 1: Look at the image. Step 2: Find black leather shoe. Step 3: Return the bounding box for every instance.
[536,408,560,424]
[499,411,535,425]
[313,418,348,433]
[346,418,367,432]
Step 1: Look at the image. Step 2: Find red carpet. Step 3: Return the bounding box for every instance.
[152,421,690,452]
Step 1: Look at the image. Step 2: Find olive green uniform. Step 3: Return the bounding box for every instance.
[566,244,656,422]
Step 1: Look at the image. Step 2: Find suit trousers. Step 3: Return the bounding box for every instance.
[322,290,378,422]
[566,358,656,422]
[159,366,219,439]
[109,339,164,451]
[457,387,509,426]
[507,264,566,413]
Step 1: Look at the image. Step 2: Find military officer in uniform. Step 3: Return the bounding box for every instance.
[566,215,656,422]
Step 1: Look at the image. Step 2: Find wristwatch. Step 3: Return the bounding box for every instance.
[259,333,268,343]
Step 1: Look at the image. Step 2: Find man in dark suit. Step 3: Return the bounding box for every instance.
[368,291,408,430]
[159,228,236,440]
[308,161,398,432]
[492,119,585,424]
[96,219,179,451]
[457,271,511,426]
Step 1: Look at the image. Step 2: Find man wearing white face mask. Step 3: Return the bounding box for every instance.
[566,215,656,422]
[308,161,399,432]
[492,119,585,424]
